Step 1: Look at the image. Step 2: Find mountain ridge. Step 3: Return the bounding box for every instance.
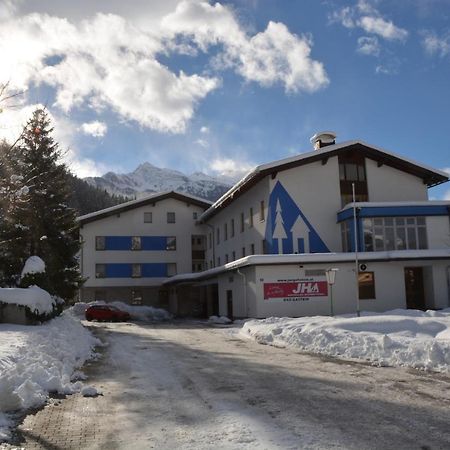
[84,162,232,202]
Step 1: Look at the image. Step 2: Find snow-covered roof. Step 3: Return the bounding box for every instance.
[163,249,450,285]
[77,190,212,225]
[199,140,449,222]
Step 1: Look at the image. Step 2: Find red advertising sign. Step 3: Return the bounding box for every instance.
[264,281,328,300]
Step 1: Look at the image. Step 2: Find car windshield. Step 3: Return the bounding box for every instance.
[108,306,122,311]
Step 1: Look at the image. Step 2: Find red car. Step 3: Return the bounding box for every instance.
[85,305,130,322]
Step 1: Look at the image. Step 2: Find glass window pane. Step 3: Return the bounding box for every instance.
[132,264,141,278]
[417,217,426,226]
[374,226,384,251]
[418,227,427,249]
[167,263,177,276]
[167,212,176,223]
[396,227,406,250]
[359,272,375,299]
[406,217,415,225]
[96,236,105,250]
[357,164,366,181]
[374,218,383,226]
[395,217,405,226]
[385,227,395,250]
[385,217,394,226]
[95,264,106,278]
[363,219,373,251]
[345,163,358,180]
[166,237,176,250]
[407,227,417,249]
[132,236,141,250]
[144,212,152,223]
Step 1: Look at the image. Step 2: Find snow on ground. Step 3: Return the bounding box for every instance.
[241,309,450,372]
[71,301,171,321]
[0,309,100,441]
[208,315,232,324]
[0,285,55,315]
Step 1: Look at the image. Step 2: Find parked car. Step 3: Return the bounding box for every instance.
[85,305,130,322]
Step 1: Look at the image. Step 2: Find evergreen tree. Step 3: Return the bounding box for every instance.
[0,109,82,299]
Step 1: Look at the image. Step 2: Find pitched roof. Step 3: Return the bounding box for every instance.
[77,191,212,225]
[199,140,449,222]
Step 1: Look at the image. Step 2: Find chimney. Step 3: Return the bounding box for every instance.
[310,131,337,150]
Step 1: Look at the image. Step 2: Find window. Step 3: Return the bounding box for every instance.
[338,152,368,207]
[166,237,176,250]
[144,212,152,223]
[260,201,265,221]
[362,217,427,252]
[225,254,229,263]
[131,236,141,250]
[359,272,375,299]
[95,236,105,250]
[132,264,141,278]
[250,243,255,255]
[131,289,143,305]
[305,269,326,277]
[240,212,245,232]
[167,263,177,276]
[232,251,236,261]
[224,223,228,241]
[216,227,220,245]
[231,219,235,237]
[249,207,254,227]
[95,264,106,278]
[242,247,246,257]
[261,239,267,254]
[193,211,198,220]
[217,257,221,266]
[167,212,176,223]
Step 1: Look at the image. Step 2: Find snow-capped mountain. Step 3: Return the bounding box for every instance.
[83,162,232,202]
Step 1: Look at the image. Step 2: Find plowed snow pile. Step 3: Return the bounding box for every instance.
[0,310,100,441]
[241,309,450,372]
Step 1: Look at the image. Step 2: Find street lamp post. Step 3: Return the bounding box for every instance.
[325,268,339,317]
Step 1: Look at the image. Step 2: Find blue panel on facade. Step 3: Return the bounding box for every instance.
[142,263,167,277]
[141,237,167,251]
[105,236,132,250]
[264,181,330,254]
[105,263,132,277]
[337,205,450,222]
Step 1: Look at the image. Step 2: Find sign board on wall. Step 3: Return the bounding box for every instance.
[263,278,328,302]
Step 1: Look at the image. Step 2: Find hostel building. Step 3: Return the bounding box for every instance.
[78,133,450,318]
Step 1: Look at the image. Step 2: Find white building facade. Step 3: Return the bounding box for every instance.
[78,134,450,318]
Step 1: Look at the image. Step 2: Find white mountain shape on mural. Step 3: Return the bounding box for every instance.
[84,162,231,202]
[291,214,310,254]
[272,199,287,254]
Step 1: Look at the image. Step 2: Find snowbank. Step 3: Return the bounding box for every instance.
[0,310,100,440]
[0,285,55,315]
[209,315,232,324]
[21,256,46,278]
[241,309,450,372]
[72,301,172,321]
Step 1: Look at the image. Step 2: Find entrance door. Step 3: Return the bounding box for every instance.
[404,267,425,310]
[226,290,233,320]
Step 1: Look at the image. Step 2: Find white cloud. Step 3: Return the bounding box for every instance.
[357,36,380,56]
[195,138,208,148]
[0,1,328,137]
[80,121,107,138]
[163,1,329,93]
[422,31,450,57]
[209,157,255,183]
[331,1,408,42]
[200,126,209,134]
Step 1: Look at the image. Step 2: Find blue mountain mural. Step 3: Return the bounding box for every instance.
[265,181,330,254]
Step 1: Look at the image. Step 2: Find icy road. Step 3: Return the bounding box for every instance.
[8,321,450,449]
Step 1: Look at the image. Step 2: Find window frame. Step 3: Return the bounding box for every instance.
[166,236,177,251]
[167,212,176,223]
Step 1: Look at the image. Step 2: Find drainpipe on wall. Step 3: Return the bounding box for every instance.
[236,268,248,318]
[205,223,215,268]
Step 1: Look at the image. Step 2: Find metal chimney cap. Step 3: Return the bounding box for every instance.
[310,131,337,145]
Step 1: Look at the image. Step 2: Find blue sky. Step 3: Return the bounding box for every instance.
[0,0,449,198]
